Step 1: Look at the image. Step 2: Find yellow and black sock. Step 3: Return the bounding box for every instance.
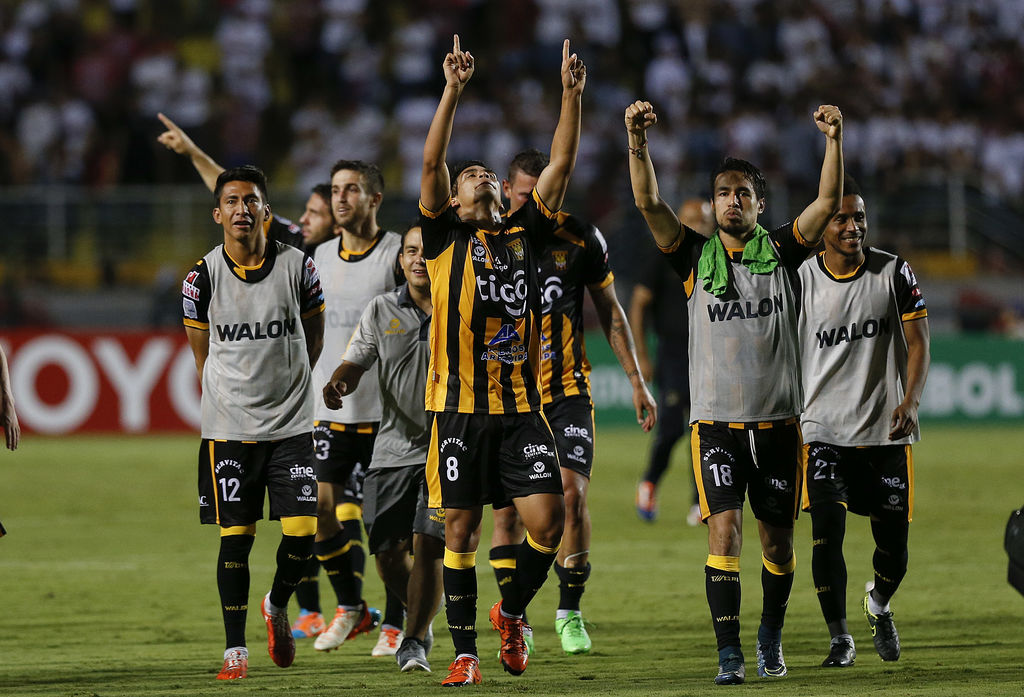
[705,555,741,651]
[316,525,364,607]
[269,517,316,608]
[443,549,478,657]
[870,519,909,603]
[759,552,796,643]
[489,545,518,604]
[506,534,558,617]
[555,562,590,611]
[218,532,255,650]
[293,556,322,613]
[811,503,847,627]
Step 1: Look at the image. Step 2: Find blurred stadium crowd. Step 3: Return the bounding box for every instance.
[1,0,1022,200]
[0,0,1021,332]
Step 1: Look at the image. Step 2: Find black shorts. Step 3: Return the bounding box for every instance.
[802,442,914,522]
[692,420,802,529]
[544,396,595,478]
[426,411,562,509]
[363,464,445,554]
[312,421,376,489]
[198,434,317,527]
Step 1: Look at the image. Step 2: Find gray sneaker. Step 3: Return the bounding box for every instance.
[396,638,431,672]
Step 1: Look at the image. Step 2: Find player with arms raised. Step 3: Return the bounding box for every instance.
[419,35,584,686]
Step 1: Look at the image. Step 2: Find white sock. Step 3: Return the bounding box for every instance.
[224,646,248,659]
[831,633,854,647]
[264,593,285,616]
[556,609,571,620]
[500,607,523,620]
[867,590,890,615]
[455,652,478,661]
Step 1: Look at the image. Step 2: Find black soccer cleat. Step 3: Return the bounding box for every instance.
[821,636,856,667]
[714,647,746,685]
[863,592,900,661]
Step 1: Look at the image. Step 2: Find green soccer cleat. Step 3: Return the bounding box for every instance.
[555,611,592,655]
[863,592,900,661]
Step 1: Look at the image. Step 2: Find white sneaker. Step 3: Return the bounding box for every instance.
[314,605,361,652]
[372,625,404,656]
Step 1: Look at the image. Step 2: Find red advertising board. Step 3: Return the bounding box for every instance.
[0,330,200,434]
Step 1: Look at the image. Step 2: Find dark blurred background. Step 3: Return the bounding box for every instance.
[0,0,1021,335]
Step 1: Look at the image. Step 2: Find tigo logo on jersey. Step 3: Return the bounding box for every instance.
[477,270,527,316]
[541,276,563,313]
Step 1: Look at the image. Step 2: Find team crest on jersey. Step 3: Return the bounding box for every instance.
[385,317,407,335]
[488,324,521,345]
[506,238,524,261]
[552,250,568,271]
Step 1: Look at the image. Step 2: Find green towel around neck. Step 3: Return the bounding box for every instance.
[697,223,778,297]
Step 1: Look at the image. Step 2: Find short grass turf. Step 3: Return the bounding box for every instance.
[1,425,1022,696]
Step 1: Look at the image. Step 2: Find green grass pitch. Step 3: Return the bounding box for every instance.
[1,425,1022,696]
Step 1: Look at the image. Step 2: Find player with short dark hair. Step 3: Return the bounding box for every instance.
[419,35,585,686]
[321,223,445,673]
[309,158,404,655]
[632,198,714,525]
[798,175,930,668]
[489,148,656,656]
[625,99,844,684]
[182,165,325,680]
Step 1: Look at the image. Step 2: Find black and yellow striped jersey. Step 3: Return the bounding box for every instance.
[536,212,613,404]
[419,190,558,414]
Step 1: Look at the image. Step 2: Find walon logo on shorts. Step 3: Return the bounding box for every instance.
[297,484,316,502]
[529,462,553,480]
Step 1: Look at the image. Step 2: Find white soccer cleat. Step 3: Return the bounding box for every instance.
[372,625,404,656]
[314,605,362,652]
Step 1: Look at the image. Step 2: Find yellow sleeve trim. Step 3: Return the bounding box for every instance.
[596,271,615,289]
[902,309,928,321]
[301,303,326,320]
[532,189,558,219]
[793,219,814,247]
[419,199,451,219]
[657,221,685,254]
[707,554,740,572]
[183,319,209,330]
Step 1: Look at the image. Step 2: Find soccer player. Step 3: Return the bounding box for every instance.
[0,345,18,453]
[631,198,713,525]
[625,99,844,684]
[322,224,445,673]
[489,148,656,656]
[419,35,585,686]
[310,159,404,654]
[181,165,324,680]
[798,175,930,668]
[156,113,336,252]
[0,343,17,537]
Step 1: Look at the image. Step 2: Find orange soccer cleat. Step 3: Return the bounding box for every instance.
[216,648,248,680]
[441,655,482,687]
[489,601,530,676]
[261,594,296,668]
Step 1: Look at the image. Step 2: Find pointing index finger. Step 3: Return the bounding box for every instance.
[563,38,569,63]
[157,112,176,130]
